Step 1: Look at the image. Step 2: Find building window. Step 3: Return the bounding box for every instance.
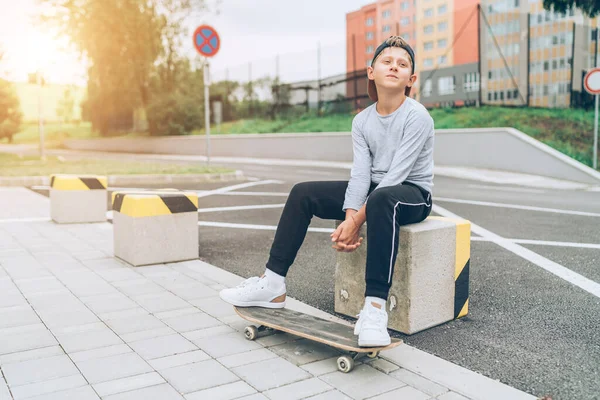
[403,32,411,40]
[422,79,432,96]
[543,61,549,71]
[401,17,410,25]
[424,25,434,34]
[513,89,518,99]
[424,8,433,17]
[383,10,391,19]
[438,4,447,14]
[424,41,434,51]
[543,85,549,95]
[424,58,433,67]
[507,91,512,99]
[382,25,391,33]
[366,45,374,53]
[366,18,374,26]
[438,39,447,48]
[463,72,480,92]
[438,76,455,95]
[438,55,447,65]
[488,92,492,101]
[401,1,410,10]
[366,32,374,40]
[438,21,448,31]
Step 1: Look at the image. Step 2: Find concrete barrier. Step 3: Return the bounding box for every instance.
[334,216,471,335]
[50,174,107,224]
[63,127,600,185]
[112,190,199,266]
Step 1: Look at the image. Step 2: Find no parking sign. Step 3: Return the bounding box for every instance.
[193,24,220,166]
[584,67,600,170]
[194,25,220,58]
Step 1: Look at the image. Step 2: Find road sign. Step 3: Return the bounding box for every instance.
[584,68,600,170]
[193,25,220,57]
[584,67,600,95]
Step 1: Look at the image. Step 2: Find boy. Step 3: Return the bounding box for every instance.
[220,36,434,347]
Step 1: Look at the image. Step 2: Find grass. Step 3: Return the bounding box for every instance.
[0,153,232,177]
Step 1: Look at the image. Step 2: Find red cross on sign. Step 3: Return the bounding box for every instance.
[193,25,220,57]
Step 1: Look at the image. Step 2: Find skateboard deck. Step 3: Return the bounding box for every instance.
[234,306,402,373]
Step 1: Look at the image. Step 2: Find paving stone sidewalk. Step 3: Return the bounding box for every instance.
[0,188,537,400]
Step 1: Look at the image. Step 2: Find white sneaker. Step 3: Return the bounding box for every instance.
[354,302,391,347]
[219,276,286,308]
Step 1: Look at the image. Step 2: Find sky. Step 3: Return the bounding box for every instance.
[0,0,371,86]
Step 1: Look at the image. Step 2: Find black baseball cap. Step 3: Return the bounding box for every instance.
[368,36,416,101]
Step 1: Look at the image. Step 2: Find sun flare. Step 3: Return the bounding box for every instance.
[0,2,86,85]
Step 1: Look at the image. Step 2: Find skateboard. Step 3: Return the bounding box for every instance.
[234,306,402,373]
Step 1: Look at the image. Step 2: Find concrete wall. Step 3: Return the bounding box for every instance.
[63,127,600,184]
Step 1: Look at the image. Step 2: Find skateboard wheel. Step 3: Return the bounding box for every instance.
[367,351,379,358]
[244,326,258,340]
[337,355,354,373]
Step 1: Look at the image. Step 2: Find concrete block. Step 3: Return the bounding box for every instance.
[50,174,107,224]
[334,217,470,335]
[112,191,198,266]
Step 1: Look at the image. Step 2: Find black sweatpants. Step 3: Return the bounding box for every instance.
[265,180,432,300]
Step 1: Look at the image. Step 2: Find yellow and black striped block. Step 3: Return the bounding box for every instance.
[112,191,198,218]
[428,216,471,319]
[453,219,470,319]
[50,174,107,191]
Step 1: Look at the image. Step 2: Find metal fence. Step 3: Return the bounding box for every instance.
[208,6,599,122]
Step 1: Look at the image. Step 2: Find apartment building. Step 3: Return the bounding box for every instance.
[346,0,599,108]
[481,0,598,108]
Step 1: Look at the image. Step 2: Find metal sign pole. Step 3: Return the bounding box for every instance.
[594,93,598,170]
[204,60,211,167]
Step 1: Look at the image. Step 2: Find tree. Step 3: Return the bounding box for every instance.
[543,0,599,18]
[40,0,206,135]
[0,51,22,143]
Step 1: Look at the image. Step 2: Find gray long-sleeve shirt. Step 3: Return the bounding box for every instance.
[342,98,435,212]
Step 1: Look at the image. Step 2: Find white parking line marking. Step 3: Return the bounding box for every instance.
[295,169,337,176]
[434,204,600,299]
[435,197,600,217]
[198,221,334,233]
[198,204,286,213]
[196,180,284,198]
[214,191,289,197]
[470,237,600,249]
[508,239,600,250]
[466,184,546,194]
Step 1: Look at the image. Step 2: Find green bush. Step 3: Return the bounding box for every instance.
[147,93,202,136]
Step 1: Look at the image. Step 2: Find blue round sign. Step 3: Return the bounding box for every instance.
[194,25,220,57]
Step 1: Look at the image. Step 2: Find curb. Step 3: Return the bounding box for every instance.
[0,170,245,187]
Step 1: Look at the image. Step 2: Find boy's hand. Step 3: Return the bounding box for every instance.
[330,218,363,253]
